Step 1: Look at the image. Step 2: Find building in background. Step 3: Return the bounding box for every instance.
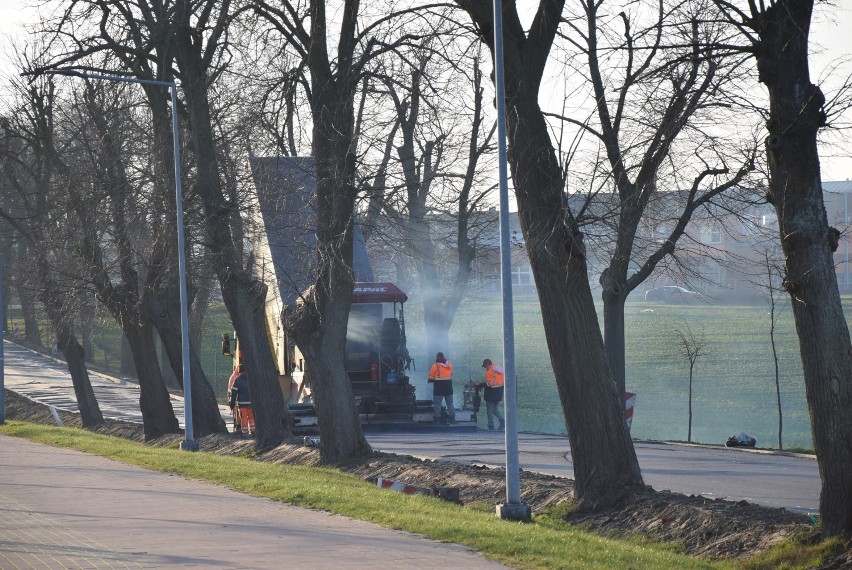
[393,180,852,302]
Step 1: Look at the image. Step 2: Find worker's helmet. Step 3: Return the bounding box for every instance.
[481,359,492,368]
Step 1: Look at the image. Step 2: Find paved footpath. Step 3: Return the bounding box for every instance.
[0,435,506,569]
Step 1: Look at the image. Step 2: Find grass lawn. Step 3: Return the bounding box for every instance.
[0,420,729,570]
[403,296,837,450]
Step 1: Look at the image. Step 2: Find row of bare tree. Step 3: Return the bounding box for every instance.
[0,0,849,536]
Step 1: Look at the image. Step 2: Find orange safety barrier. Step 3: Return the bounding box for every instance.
[235,402,256,435]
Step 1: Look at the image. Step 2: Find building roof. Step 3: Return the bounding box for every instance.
[249,156,373,305]
[823,180,852,194]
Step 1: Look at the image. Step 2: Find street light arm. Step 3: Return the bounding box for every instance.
[21,68,176,89]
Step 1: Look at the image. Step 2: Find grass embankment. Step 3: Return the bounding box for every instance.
[0,421,722,570]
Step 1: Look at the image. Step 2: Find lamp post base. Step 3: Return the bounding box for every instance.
[496,502,531,522]
[180,439,199,452]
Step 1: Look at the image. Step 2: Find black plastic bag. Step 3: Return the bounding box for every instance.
[725,433,756,448]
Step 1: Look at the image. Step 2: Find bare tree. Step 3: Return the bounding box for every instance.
[169,0,291,447]
[558,0,755,400]
[34,0,290,446]
[0,71,104,427]
[65,77,227,437]
[454,0,644,506]
[251,0,402,462]
[742,244,787,450]
[763,250,785,450]
[674,321,708,443]
[714,0,852,536]
[364,41,496,362]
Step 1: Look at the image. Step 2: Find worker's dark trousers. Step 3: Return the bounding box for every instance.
[486,400,504,429]
[432,394,455,423]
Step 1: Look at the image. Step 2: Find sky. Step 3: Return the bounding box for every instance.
[0,0,850,180]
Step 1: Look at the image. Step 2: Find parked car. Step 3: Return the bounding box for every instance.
[644,285,701,303]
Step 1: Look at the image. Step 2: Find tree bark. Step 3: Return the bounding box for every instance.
[159,335,180,390]
[123,323,181,439]
[688,362,694,443]
[171,13,289,448]
[15,242,41,345]
[79,292,94,364]
[146,284,227,436]
[602,283,627,402]
[455,0,643,506]
[120,335,137,378]
[750,0,852,536]
[56,326,103,428]
[290,296,371,463]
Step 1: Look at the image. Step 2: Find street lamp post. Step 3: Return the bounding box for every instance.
[1,256,6,425]
[50,70,197,451]
[492,0,531,521]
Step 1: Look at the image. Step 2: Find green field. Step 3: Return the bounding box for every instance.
[403,296,827,450]
[9,292,848,450]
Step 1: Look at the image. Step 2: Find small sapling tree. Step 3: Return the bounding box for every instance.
[675,321,708,443]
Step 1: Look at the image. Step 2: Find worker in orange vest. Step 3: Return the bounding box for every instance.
[428,352,455,424]
[477,359,505,430]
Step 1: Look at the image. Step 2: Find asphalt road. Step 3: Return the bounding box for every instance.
[2,340,820,514]
[366,431,820,513]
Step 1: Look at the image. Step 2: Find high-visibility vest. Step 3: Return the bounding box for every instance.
[484,364,504,388]
[429,361,454,380]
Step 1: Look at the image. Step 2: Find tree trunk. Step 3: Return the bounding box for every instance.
[19,286,40,346]
[36,279,103,427]
[536,252,643,504]
[274,0,373,463]
[147,284,227,436]
[287,83,371,463]
[189,273,213,349]
[159,336,180,390]
[15,242,40,345]
[123,323,181,440]
[56,324,103,428]
[753,0,852,536]
[293,300,371,463]
[79,293,94,364]
[770,297,782,450]
[602,285,628,402]
[456,0,643,507]
[508,69,642,508]
[120,335,137,378]
[688,362,693,443]
[172,26,288,448]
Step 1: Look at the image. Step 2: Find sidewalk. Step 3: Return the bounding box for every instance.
[1,340,233,428]
[0,435,506,569]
